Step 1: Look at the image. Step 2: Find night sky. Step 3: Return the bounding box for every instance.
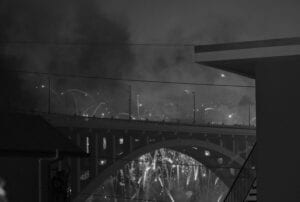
[1,0,299,123]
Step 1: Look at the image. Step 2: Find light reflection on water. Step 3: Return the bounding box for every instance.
[86,148,228,202]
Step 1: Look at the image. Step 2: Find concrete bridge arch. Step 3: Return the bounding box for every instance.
[74,138,245,202]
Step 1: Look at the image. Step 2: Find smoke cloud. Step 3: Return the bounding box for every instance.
[0,0,134,113]
[0,0,270,124]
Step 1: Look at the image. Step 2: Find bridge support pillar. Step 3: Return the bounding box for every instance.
[256,66,300,202]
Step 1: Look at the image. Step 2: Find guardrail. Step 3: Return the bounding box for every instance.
[2,70,256,127]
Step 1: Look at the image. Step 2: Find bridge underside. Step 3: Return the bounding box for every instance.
[194,37,300,78]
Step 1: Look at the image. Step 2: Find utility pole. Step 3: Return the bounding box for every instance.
[192,91,196,124]
[128,85,132,120]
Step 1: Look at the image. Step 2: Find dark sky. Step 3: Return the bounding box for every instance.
[98,0,300,43]
[2,0,298,122]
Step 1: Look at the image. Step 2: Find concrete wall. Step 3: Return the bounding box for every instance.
[256,65,300,201]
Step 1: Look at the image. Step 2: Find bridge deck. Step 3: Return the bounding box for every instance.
[43,113,256,136]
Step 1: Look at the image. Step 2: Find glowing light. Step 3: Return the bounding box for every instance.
[217,194,224,202]
[205,107,214,111]
[137,177,142,185]
[80,170,90,181]
[119,138,124,145]
[99,159,107,166]
[221,73,226,78]
[184,89,190,94]
[166,189,175,202]
[186,170,191,185]
[162,157,173,164]
[143,166,151,188]
[86,136,90,153]
[103,137,107,150]
[228,113,234,118]
[204,150,211,156]
[194,166,199,180]
[158,177,163,187]
[41,84,45,88]
[215,177,219,185]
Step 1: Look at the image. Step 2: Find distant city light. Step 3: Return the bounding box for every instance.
[103,137,107,150]
[184,89,190,94]
[99,159,107,166]
[205,107,214,111]
[204,150,210,156]
[86,136,90,153]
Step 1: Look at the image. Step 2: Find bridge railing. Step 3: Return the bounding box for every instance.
[223,142,257,202]
[2,70,256,127]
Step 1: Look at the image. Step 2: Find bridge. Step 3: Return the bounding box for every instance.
[41,113,256,201]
